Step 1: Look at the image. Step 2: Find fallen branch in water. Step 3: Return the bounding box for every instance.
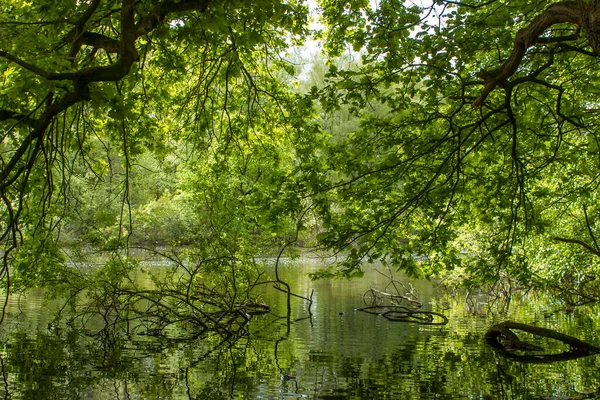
[485,321,600,363]
[365,267,422,308]
[356,305,448,325]
[363,287,422,308]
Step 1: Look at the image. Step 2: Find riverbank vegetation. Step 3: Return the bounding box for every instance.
[1,0,600,331]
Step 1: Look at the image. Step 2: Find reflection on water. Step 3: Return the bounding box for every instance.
[1,259,600,399]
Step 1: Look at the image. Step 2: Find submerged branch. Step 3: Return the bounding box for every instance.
[485,321,600,363]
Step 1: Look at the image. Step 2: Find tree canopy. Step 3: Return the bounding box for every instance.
[1,0,600,319]
[309,0,600,297]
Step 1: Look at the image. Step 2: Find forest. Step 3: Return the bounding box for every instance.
[1,0,600,346]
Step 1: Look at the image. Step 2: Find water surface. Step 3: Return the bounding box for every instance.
[1,259,599,399]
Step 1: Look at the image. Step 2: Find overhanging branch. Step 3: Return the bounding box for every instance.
[0,50,50,78]
[0,0,216,193]
[66,0,103,59]
[553,236,600,257]
[0,110,34,127]
[1,0,213,82]
[136,0,212,37]
[473,1,592,107]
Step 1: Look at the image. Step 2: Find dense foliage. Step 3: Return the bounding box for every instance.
[308,0,600,299]
[1,0,600,324]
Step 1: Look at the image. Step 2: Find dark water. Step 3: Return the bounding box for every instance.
[1,259,600,399]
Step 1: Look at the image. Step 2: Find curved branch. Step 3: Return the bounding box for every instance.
[136,0,212,37]
[68,0,213,54]
[66,0,103,59]
[2,0,212,83]
[473,1,584,107]
[0,0,216,192]
[77,32,120,54]
[485,321,600,363]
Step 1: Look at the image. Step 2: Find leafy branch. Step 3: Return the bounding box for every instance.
[473,0,599,107]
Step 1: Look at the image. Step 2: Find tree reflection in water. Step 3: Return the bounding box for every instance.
[1,265,600,399]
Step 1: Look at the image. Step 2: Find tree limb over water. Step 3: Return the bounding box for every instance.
[473,0,600,106]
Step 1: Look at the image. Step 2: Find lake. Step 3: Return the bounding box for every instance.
[0,258,599,399]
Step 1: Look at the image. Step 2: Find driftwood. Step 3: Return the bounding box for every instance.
[356,305,448,325]
[485,321,600,363]
[363,287,422,308]
[382,310,448,325]
[241,302,272,315]
[356,305,413,315]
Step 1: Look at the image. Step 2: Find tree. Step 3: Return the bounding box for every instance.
[0,0,313,329]
[2,0,600,325]
[307,0,600,296]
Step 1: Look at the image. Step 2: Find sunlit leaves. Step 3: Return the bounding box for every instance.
[302,0,600,292]
[2,0,600,302]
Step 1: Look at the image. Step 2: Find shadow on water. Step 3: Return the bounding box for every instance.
[0,259,600,399]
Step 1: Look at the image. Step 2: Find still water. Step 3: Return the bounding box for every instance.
[1,259,600,399]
